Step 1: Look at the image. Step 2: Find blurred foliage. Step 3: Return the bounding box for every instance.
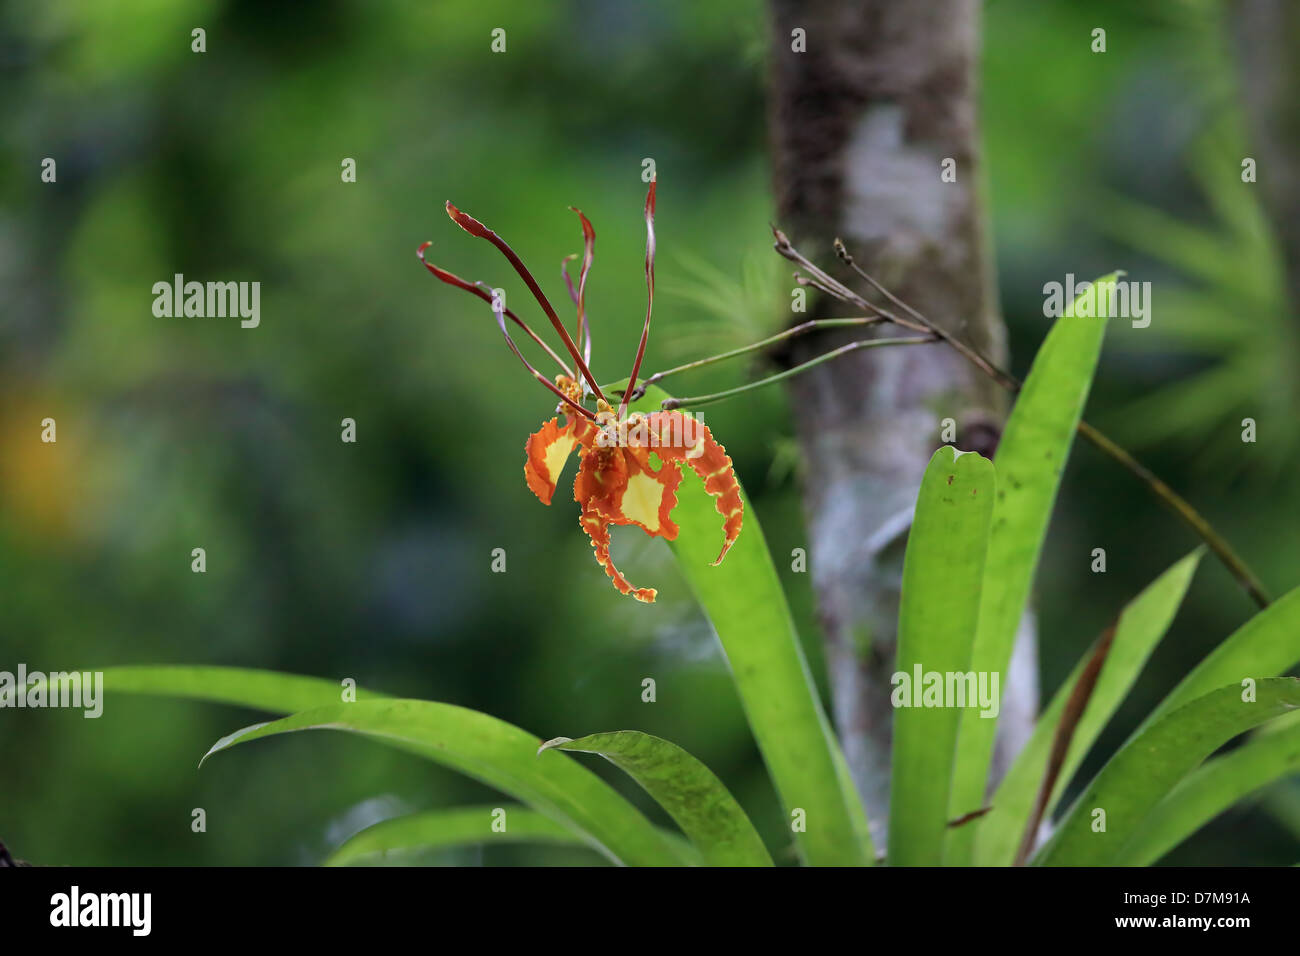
[1,0,1296,864]
[1092,120,1296,483]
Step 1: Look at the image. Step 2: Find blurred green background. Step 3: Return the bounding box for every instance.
[2,0,1296,865]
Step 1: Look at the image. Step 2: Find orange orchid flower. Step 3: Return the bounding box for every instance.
[417,180,742,602]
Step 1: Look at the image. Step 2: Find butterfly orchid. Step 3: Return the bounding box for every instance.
[417,180,742,603]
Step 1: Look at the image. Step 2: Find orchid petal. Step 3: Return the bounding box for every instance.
[578,504,657,604]
[573,445,629,523]
[645,411,743,565]
[569,443,676,602]
[524,417,587,506]
[611,444,682,539]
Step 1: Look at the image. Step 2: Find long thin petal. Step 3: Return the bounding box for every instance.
[417,242,573,377]
[445,201,607,403]
[619,178,657,419]
[560,253,580,305]
[569,208,596,367]
[487,294,595,421]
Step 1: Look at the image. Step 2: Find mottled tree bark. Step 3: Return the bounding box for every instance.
[1233,0,1300,316]
[767,0,1036,843]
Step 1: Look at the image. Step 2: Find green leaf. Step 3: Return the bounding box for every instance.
[1142,584,1300,728]
[103,669,684,867]
[100,665,387,711]
[946,274,1121,865]
[1097,585,1300,864]
[325,804,702,867]
[1120,713,1300,865]
[198,701,689,866]
[972,549,1203,865]
[1034,678,1300,866]
[888,447,995,865]
[326,805,587,866]
[538,731,772,866]
[633,386,873,866]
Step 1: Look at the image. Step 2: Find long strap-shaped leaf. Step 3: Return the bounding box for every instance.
[634,387,873,866]
[1119,713,1300,865]
[103,664,389,709]
[327,805,703,866]
[100,668,683,867]
[539,731,772,866]
[1141,584,1300,729]
[946,274,1120,865]
[197,701,689,866]
[1022,583,1300,865]
[326,805,586,866]
[1058,581,1300,860]
[972,549,1202,866]
[1033,678,1300,866]
[889,447,994,865]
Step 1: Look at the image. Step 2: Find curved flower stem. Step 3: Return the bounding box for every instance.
[660,335,939,410]
[605,315,889,401]
[1075,421,1271,608]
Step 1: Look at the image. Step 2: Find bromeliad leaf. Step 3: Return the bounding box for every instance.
[538,731,772,867]
[889,446,995,866]
[972,549,1203,866]
[100,664,388,711]
[325,805,704,867]
[195,701,688,866]
[99,670,686,868]
[946,273,1122,865]
[1034,678,1300,866]
[1119,712,1300,865]
[1141,584,1300,728]
[325,805,589,866]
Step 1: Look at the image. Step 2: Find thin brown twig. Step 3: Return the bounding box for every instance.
[769,229,1271,610]
[947,806,994,829]
[771,229,930,335]
[1013,623,1118,866]
[1073,422,1269,608]
[833,239,1020,391]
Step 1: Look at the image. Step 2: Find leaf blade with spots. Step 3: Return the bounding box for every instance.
[539,730,772,866]
[888,447,995,865]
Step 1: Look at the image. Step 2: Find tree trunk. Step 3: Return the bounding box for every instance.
[767,0,1036,844]
[1233,0,1300,316]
